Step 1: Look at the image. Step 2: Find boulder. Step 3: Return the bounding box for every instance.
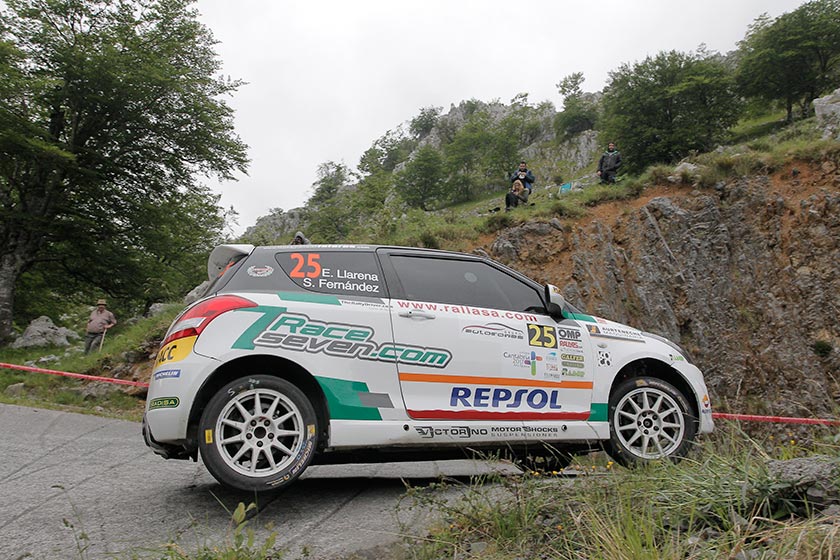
[11,316,80,349]
[813,87,840,139]
[668,162,700,183]
[145,303,169,317]
[5,382,26,397]
[184,280,210,305]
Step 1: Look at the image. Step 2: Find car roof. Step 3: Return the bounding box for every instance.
[208,244,489,281]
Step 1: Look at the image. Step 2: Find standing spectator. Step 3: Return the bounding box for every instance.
[505,180,530,211]
[597,142,622,184]
[84,298,116,354]
[509,161,536,193]
[290,231,311,245]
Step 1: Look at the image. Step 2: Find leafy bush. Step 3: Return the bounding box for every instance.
[812,340,832,358]
[481,213,516,233]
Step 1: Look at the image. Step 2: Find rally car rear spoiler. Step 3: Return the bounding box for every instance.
[207,244,254,281]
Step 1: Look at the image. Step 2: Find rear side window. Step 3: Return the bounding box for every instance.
[205,254,249,295]
[387,255,545,313]
[217,250,300,293]
[275,250,385,297]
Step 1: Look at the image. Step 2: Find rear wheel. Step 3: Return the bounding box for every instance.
[605,377,697,467]
[199,375,318,491]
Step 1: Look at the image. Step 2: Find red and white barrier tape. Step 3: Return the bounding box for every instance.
[712,412,840,426]
[2,362,840,425]
[0,362,149,388]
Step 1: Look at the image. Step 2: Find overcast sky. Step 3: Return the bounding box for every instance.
[195,0,805,236]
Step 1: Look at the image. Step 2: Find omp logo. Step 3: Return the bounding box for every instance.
[556,327,582,340]
[462,322,524,340]
[251,312,452,368]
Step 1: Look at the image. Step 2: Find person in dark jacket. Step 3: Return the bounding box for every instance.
[505,180,529,211]
[290,231,311,245]
[509,161,536,193]
[597,142,622,184]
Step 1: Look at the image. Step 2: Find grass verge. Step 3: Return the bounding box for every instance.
[0,303,181,419]
[397,424,840,560]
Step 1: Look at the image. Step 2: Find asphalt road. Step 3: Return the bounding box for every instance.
[0,404,519,559]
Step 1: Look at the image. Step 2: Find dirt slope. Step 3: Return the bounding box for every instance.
[475,162,840,421]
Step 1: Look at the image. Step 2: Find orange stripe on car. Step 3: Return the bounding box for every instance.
[399,372,592,389]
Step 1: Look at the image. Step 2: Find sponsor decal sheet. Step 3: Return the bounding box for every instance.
[391,301,595,424]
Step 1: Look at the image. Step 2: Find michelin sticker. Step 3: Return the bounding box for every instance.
[154,369,181,380]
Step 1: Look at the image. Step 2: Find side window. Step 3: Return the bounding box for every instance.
[276,251,385,297]
[388,256,545,313]
[218,252,299,293]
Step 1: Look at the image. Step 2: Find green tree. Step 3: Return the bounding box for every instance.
[602,50,740,173]
[554,72,599,137]
[304,162,356,243]
[394,146,445,210]
[0,0,248,339]
[357,128,415,176]
[409,106,442,140]
[737,1,840,121]
[443,111,495,201]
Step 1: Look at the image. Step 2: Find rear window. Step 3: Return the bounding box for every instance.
[275,250,385,297]
[204,253,249,295]
[216,251,299,293]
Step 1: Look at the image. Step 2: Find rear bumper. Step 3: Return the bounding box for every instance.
[142,414,194,461]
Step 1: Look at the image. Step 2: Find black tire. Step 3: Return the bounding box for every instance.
[199,375,318,492]
[604,376,697,467]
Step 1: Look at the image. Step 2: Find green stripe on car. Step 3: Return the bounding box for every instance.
[589,402,608,422]
[315,376,383,421]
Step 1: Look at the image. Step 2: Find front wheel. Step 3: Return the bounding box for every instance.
[199,375,318,492]
[604,377,697,467]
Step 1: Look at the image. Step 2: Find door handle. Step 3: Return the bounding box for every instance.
[398,310,436,319]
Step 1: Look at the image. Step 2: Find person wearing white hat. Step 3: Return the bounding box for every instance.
[84,298,117,354]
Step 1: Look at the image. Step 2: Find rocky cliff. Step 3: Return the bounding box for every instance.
[484,161,840,420]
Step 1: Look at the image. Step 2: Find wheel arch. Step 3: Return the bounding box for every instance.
[610,358,699,418]
[187,354,329,448]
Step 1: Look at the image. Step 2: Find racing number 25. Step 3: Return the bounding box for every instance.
[527,324,558,348]
[289,253,322,279]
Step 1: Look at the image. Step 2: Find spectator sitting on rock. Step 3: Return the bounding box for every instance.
[505,180,529,211]
[510,161,536,193]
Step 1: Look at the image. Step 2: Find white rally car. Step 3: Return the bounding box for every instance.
[143,244,713,491]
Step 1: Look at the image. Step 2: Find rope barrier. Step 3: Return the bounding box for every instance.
[712,412,840,427]
[0,361,150,388]
[2,361,839,425]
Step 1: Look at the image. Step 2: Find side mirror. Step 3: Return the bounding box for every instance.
[544,284,566,319]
